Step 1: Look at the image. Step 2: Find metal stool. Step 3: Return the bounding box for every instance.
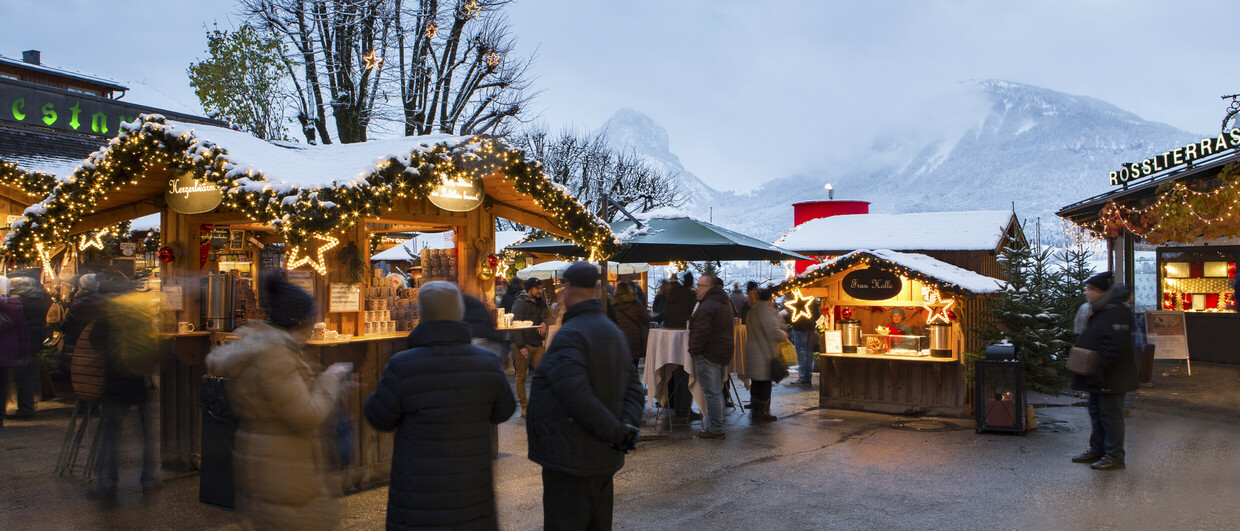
[55,399,102,477]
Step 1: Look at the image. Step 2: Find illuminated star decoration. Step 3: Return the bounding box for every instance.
[79,231,107,251]
[784,289,816,323]
[35,241,56,277]
[363,50,383,70]
[287,234,340,275]
[922,288,956,324]
[462,0,480,18]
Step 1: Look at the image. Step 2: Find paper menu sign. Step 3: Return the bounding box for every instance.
[823,330,843,353]
[329,283,361,312]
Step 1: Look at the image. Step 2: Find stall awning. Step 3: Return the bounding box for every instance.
[775,249,1004,296]
[2,115,615,260]
[1058,149,1240,225]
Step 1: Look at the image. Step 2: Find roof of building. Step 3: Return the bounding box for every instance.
[775,249,1005,296]
[0,55,128,92]
[0,123,102,176]
[776,210,1020,253]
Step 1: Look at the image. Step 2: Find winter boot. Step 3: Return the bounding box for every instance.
[752,400,777,422]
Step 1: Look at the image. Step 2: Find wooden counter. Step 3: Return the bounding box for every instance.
[819,352,966,418]
[158,331,411,491]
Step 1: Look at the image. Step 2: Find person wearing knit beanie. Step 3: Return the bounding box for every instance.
[418,281,464,322]
[262,272,317,331]
[1085,272,1113,292]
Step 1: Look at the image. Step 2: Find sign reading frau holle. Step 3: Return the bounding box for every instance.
[1110,128,1240,186]
[166,172,223,214]
[842,268,904,300]
[428,175,484,212]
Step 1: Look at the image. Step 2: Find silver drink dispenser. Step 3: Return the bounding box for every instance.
[839,319,861,353]
[203,272,236,331]
[928,322,952,358]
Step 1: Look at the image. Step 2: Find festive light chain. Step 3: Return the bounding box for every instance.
[784,289,817,322]
[1079,162,1240,243]
[2,116,616,262]
[286,234,339,275]
[772,253,975,297]
[0,161,59,196]
[921,287,956,324]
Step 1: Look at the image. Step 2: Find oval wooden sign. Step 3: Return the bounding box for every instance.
[429,176,484,212]
[842,268,903,300]
[166,172,223,214]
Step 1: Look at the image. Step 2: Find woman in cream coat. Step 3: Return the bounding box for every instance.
[744,288,785,422]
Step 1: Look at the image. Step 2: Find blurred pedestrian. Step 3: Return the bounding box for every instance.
[90,273,161,503]
[788,294,819,386]
[463,294,505,358]
[527,261,643,531]
[745,288,785,422]
[1069,272,1138,471]
[0,277,31,428]
[729,282,747,319]
[206,273,349,529]
[651,279,670,325]
[499,277,523,313]
[608,281,651,366]
[510,277,547,417]
[365,281,516,530]
[688,274,734,439]
[7,274,49,419]
[59,274,102,374]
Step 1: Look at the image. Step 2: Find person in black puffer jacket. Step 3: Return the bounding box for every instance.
[1069,272,1137,471]
[365,281,516,530]
[527,262,643,531]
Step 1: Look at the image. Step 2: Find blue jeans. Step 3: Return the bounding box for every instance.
[791,331,813,384]
[1087,392,1126,461]
[95,399,157,489]
[692,356,725,433]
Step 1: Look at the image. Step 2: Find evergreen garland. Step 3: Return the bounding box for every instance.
[2,115,617,262]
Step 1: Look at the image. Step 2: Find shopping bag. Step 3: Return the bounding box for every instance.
[779,339,797,365]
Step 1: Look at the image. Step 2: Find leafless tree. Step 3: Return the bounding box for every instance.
[512,127,685,222]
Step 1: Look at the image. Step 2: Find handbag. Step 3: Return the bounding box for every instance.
[779,339,797,365]
[770,356,789,384]
[1066,346,1100,376]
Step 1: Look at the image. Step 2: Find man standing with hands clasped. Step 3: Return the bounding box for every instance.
[527,262,643,531]
[510,277,547,417]
[689,274,735,439]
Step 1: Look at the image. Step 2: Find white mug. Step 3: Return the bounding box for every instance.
[177,322,195,334]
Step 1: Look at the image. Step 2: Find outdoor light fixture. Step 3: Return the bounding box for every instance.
[974,344,1029,434]
[825,182,834,200]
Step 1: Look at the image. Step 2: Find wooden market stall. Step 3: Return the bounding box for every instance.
[2,115,615,489]
[775,250,1003,417]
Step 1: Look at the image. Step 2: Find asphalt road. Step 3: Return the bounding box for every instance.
[3,380,1238,530]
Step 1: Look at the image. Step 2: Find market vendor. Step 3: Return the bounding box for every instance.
[887,308,920,350]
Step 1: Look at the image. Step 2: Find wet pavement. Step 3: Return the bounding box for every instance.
[3,362,1239,530]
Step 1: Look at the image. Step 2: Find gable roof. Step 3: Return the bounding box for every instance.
[2,115,616,261]
[775,249,1004,296]
[776,210,1022,253]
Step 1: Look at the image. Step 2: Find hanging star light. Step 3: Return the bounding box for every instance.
[921,287,956,324]
[462,0,480,18]
[79,231,108,251]
[287,234,340,275]
[363,50,383,70]
[785,289,816,323]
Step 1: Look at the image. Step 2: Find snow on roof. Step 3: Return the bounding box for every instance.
[162,120,471,190]
[796,249,1004,295]
[777,210,1017,252]
[3,155,82,179]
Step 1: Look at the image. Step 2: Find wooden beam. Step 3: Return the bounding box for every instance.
[369,210,467,225]
[490,202,568,238]
[0,184,39,206]
[69,201,161,235]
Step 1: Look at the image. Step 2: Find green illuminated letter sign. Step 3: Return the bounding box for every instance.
[91,111,108,134]
[11,97,25,120]
[69,102,82,130]
[41,103,57,126]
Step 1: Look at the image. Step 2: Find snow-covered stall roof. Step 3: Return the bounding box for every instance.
[777,249,1004,296]
[776,210,1020,253]
[3,115,616,260]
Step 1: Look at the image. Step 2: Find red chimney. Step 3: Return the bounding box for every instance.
[790,193,869,274]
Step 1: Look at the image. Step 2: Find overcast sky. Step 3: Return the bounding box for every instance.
[3,0,1238,191]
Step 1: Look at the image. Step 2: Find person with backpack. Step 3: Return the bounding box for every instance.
[90,273,161,504]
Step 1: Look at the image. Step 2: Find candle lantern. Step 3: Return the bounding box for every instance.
[974,344,1028,434]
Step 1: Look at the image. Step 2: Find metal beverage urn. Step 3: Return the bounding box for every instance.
[928,322,952,358]
[204,272,236,331]
[839,319,861,353]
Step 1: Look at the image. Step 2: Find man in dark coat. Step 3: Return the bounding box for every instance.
[527,262,643,531]
[499,278,523,313]
[688,274,734,439]
[510,277,547,417]
[365,281,517,530]
[8,274,49,419]
[662,273,696,329]
[1070,272,1137,471]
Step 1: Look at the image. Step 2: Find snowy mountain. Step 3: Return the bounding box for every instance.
[597,81,1201,243]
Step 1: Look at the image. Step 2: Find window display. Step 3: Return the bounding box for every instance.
[1158,247,1238,313]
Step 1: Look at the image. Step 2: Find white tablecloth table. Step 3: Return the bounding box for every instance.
[643,328,706,411]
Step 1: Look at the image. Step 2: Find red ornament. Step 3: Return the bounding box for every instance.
[1229,262,1236,278]
[946,310,957,322]
[841,308,852,319]
[487,253,499,269]
[158,246,175,263]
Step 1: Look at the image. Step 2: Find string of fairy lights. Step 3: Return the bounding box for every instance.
[1,114,618,266]
[1086,162,1240,244]
[773,251,983,297]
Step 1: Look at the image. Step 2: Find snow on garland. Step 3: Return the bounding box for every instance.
[3,114,617,261]
[773,249,1004,297]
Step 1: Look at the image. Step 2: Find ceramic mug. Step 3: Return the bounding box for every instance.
[365,322,376,335]
[177,322,195,334]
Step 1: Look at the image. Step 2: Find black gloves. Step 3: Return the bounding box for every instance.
[612,424,640,454]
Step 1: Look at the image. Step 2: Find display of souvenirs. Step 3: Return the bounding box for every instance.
[1160,260,1237,312]
[420,247,458,280]
[363,270,419,334]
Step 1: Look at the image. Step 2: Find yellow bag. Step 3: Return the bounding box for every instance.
[779,339,797,365]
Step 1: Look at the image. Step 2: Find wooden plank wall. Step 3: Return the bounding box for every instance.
[819,357,966,417]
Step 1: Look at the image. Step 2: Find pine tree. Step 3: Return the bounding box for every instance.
[972,237,1071,394]
[1054,246,1096,346]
